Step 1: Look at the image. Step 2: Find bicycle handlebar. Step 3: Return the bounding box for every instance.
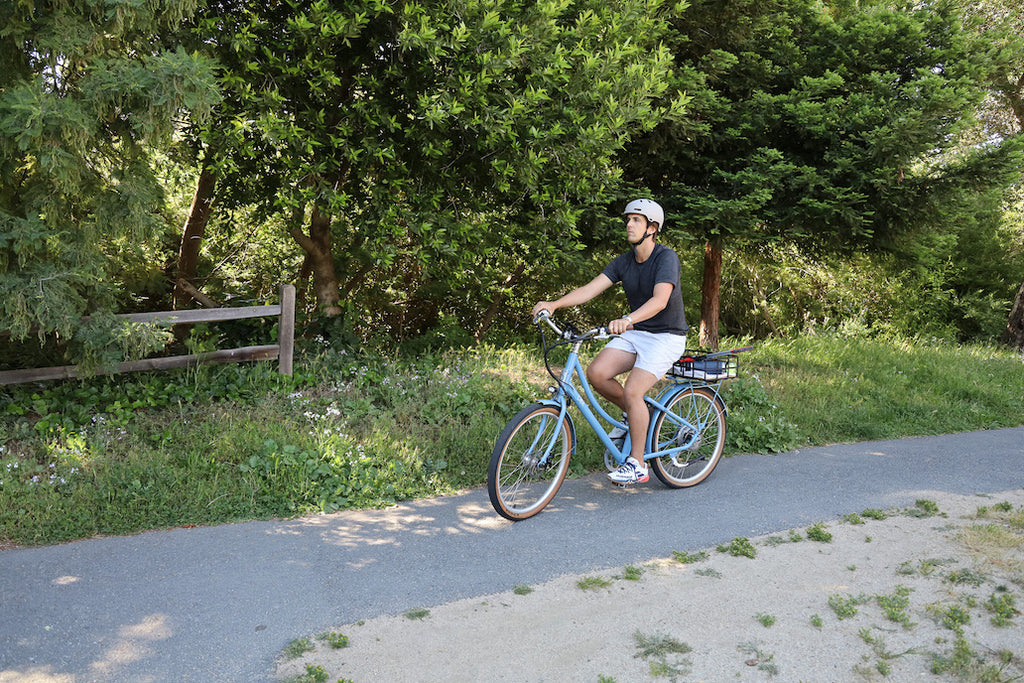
[533,310,611,342]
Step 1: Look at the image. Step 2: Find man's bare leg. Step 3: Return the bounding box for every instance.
[588,348,661,462]
[622,368,660,461]
[586,347,636,411]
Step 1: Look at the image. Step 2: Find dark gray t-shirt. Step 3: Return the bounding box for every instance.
[602,244,688,335]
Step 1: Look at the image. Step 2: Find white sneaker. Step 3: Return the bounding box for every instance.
[608,458,649,486]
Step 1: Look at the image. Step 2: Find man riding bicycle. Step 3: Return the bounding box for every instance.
[532,199,689,486]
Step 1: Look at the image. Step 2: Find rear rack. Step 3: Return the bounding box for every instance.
[668,352,739,381]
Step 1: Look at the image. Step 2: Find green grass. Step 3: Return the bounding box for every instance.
[1,334,1022,546]
[750,336,1024,444]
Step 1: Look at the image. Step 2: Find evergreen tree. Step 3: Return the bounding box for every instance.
[622,0,1022,347]
[0,0,219,365]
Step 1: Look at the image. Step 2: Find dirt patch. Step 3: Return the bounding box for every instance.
[276,489,1024,682]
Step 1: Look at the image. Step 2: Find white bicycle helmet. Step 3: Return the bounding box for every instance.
[622,198,664,229]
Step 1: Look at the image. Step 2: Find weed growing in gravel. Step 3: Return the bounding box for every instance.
[634,631,692,679]
[671,550,708,564]
[513,584,533,595]
[315,631,348,649]
[763,530,803,546]
[577,575,612,591]
[717,537,756,558]
[806,522,832,543]
[620,565,644,581]
[755,612,776,627]
[946,567,987,587]
[829,593,870,620]
[283,637,315,659]
[985,591,1019,626]
[898,557,954,577]
[403,607,430,620]
[906,499,941,518]
[737,641,778,676]
[876,585,915,628]
[281,664,329,683]
[935,604,972,631]
[854,628,913,679]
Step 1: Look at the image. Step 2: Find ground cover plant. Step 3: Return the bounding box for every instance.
[1,334,1022,546]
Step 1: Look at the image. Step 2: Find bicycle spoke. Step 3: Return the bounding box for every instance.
[488,404,572,520]
[650,387,726,488]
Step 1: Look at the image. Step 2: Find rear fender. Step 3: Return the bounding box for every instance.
[660,384,728,417]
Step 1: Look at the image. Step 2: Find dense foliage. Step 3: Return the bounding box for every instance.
[619,0,1024,344]
[1,0,1021,367]
[183,0,681,339]
[0,0,219,366]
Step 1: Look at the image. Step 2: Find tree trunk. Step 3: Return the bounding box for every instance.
[173,162,217,310]
[698,238,723,351]
[1004,278,1024,351]
[997,73,1022,350]
[475,262,526,343]
[289,204,342,316]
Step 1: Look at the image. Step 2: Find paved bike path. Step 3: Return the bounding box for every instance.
[1,427,1022,682]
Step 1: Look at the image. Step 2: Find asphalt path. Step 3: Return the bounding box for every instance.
[1,427,1022,682]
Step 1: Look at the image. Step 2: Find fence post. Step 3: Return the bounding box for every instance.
[278,284,295,376]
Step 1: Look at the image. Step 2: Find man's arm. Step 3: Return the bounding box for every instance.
[608,282,673,334]
[629,282,673,322]
[532,274,614,318]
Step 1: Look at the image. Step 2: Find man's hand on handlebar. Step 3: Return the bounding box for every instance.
[531,301,556,320]
[607,317,633,335]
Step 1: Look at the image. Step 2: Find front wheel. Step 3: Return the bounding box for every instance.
[488,403,574,520]
[650,387,726,488]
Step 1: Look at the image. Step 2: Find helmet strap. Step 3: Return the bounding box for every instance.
[629,222,655,247]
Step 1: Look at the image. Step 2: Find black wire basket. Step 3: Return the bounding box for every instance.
[668,352,739,381]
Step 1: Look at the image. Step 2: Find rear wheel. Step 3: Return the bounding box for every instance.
[650,387,726,488]
[488,403,573,520]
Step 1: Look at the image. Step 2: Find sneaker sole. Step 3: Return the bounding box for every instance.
[608,473,650,487]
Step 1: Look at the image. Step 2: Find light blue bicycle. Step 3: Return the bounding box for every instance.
[487,311,750,521]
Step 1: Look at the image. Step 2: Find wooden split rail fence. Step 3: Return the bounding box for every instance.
[0,285,295,386]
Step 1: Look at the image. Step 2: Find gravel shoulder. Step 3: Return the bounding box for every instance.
[276,488,1024,683]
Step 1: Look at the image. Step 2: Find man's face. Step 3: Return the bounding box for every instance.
[625,213,650,242]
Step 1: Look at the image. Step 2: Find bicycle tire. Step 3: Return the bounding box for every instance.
[650,386,726,488]
[488,403,573,521]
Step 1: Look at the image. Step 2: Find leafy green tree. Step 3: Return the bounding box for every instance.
[0,0,219,365]
[953,0,1024,349]
[621,0,1022,348]
[186,0,682,339]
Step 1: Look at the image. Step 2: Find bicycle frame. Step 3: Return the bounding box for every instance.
[536,318,721,468]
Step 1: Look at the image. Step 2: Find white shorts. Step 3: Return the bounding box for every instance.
[604,330,688,379]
